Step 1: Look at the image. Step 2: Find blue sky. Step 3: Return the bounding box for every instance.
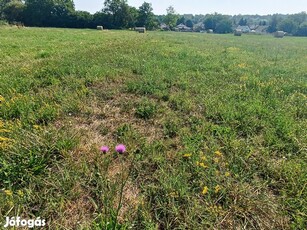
[74,0,307,15]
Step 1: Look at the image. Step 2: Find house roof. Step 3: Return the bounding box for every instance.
[237,25,251,31]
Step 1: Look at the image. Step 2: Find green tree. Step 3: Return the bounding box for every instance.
[185,19,193,28]
[176,16,185,25]
[2,0,24,23]
[68,10,93,28]
[204,13,232,33]
[137,2,156,29]
[239,17,247,26]
[296,22,307,36]
[267,14,280,33]
[278,18,299,34]
[103,0,134,28]
[24,0,75,27]
[163,6,178,29]
[0,0,13,19]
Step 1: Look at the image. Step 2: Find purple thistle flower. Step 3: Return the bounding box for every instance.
[115,144,126,154]
[100,146,109,153]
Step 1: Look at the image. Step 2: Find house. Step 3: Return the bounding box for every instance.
[175,23,192,32]
[160,23,170,31]
[236,25,251,33]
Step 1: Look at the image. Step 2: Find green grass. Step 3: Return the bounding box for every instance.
[0,27,306,229]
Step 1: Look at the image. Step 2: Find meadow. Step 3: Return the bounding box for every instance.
[0,27,306,229]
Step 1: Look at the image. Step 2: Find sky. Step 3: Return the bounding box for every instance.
[74,0,307,15]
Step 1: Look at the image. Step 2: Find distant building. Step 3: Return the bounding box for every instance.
[236,25,251,33]
[160,23,170,31]
[176,23,193,32]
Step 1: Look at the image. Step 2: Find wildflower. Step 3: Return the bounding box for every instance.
[213,157,219,163]
[0,137,11,142]
[0,95,5,104]
[199,162,208,169]
[202,186,208,195]
[33,125,40,130]
[115,144,126,154]
[169,192,179,198]
[225,172,231,177]
[201,156,207,161]
[4,190,13,196]
[215,151,223,157]
[215,185,221,193]
[100,146,109,154]
[17,190,24,197]
[183,153,192,158]
[196,161,200,166]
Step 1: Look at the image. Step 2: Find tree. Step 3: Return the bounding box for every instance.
[296,22,307,36]
[2,0,24,23]
[185,19,193,28]
[215,18,232,33]
[278,18,299,34]
[68,10,94,28]
[204,13,232,33]
[137,2,156,29]
[103,0,134,28]
[176,16,185,25]
[23,0,75,27]
[267,14,280,33]
[239,17,247,26]
[163,6,178,29]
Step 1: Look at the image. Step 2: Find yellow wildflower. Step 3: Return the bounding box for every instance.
[202,186,208,195]
[17,190,24,197]
[225,172,231,177]
[4,190,13,196]
[0,95,5,104]
[183,153,192,158]
[169,192,179,198]
[33,125,41,130]
[199,162,208,169]
[215,185,221,193]
[196,161,200,166]
[201,156,207,161]
[215,151,223,157]
[213,157,219,163]
[0,137,11,142]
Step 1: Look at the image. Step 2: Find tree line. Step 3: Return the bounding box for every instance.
[0,0,307,36]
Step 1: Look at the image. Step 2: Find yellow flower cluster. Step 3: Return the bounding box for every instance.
[214,151,223,157]
[202,186,208,195]
[214,185,221,193]
[169,191,179,198]
[183,153,192,158]
[4,190,13,196]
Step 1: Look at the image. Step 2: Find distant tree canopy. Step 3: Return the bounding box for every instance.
[163,6,179,29]
[2,0,24,23]
[0,0,307,36]
[136,2,156,29]
[204,13,232,33]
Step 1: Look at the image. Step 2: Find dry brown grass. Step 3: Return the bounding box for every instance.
[217,182,290,230]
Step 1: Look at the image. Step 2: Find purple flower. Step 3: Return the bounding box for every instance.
[115,144,126,154]
[100,146,109,153]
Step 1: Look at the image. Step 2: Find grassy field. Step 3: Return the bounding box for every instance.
[0,27,306,229]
